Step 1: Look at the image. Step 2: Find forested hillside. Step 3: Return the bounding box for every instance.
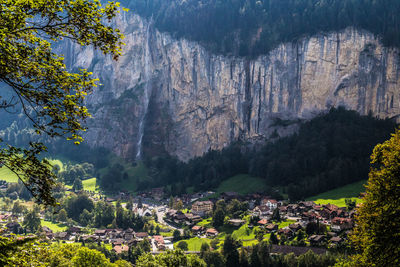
[142,108,396,200]
[125,0,400,57]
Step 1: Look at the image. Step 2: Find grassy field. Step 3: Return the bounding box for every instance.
[0,166,19,183]
[242,239,259,247]
[176,237,211,251]
[41,220,68,232]
[214,174,268,196]
[232,224,257,240]
[306,180,366,207]
[82,178,98,192]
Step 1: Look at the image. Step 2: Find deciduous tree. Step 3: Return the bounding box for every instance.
[23,208,41,233]
[351,129,400,266]
[0,0,125,206]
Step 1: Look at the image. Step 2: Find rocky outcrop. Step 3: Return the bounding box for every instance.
[62,13,400,161]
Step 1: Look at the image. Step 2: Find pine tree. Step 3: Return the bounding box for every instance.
[223,234,240,266]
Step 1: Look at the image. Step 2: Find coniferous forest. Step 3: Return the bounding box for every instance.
[124,0,400,57]
[141,108,396,200]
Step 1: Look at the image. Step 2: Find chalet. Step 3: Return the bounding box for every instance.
[68,226,82,234]
[288,223,302,232]
[113,245,129,254]
[109,229,124,239]
[136,232,148,240]
[166,209,177,219]
[55,232,70,240]
[124,232,135,241]
[331,217,353,232]
[80,235,96,242]
[253,205,270,217]
[320,204,339,219]
[257,219,268,226]
[298,201,315,210]
[154,235,165,249]
[112,238,125,246]
[261,198,278,210]
[228,219,246,227]
[266,223,278,232]
[185,213,202,224]
[336,208,347,218]
[206,228,219,237]
[95,229,107,237]
[173,211,187,224]
[278,228,293,238]
[41,226,52,234]
[327,232,337,238]
[191,225,204,234]
[329,236,344,247]
[41,226,54,239]
[191,201,213,217]
[314,205,322,210]
[287,204,301,216]
[301,212,319,223]
[279,206,288,214]
[309,235,326,246]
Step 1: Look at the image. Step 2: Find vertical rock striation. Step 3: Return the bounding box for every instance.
[64,14,400,161]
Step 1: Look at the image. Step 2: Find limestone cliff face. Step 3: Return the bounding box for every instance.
[65,14,400,161]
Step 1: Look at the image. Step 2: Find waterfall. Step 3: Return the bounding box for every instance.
[136,18,152,159]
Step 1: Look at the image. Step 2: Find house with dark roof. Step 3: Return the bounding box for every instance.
[331,217,353,232]
[288,223,302,232]
[206,228,219,237]
[329,236,344,247]
[309,235,326,246]
[136,232,148,240]
[55,232,70,240]
[253,205,270,217]
[278,228,293,238]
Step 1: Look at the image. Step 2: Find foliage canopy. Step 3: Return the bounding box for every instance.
[351,129,400,266]
[0,0,125,205]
